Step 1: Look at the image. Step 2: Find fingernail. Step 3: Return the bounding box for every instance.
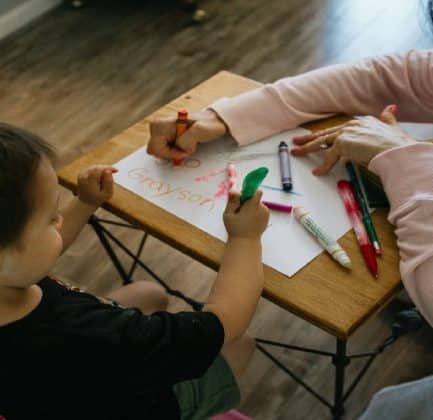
[388,104,397,113]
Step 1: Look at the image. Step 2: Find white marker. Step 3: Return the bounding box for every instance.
[293,206,352,269]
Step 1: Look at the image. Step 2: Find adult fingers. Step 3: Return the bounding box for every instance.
[291,130,339,156]
[146,137,172,158]
[312,146,341,175]
[292,125,343,145]
[175,121,214,155]
[147,118,184,159]
[379,104,398,125]
[147,138,190,160]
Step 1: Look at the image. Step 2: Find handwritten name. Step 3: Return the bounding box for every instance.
[128,168,215,212]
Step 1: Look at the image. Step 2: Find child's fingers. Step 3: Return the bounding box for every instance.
[95,165,117,174]
[100,169,114,195]
[244,190,262,206]
[225,191,241,214]
[84,165,118,177]
[252,190,263,204]
[241,190,263,212]
[79,166,100,182]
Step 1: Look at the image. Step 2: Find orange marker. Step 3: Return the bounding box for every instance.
[173,109,188,166]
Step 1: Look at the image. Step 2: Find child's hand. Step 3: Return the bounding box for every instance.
[223,191,269,240]
[77,165,118,207]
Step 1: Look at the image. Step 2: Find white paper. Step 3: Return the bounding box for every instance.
[400,122,433,141]
[114,129,351,277]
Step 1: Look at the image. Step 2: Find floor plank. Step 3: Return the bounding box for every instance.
[1,1,433,418]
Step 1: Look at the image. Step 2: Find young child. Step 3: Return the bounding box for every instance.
[0,123,269,420]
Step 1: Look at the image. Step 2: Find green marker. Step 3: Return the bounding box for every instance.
[240,167,269,204]
[345,162,382,255]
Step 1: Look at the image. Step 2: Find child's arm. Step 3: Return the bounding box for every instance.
[59,165,117,252]
[204,191,269,343]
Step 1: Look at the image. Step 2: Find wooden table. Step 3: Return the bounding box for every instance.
[58,71,402,419]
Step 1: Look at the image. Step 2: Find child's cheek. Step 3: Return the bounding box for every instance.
[54,215,64,231]
[54,230,63,258]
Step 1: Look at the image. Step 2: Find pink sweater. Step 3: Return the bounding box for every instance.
[211,50,433,325]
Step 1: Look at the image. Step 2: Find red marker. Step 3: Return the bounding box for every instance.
[173,109,188,166]
[337,180,378,278]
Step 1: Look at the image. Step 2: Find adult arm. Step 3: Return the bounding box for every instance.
[369,142,433,326]
[211,49,433,145]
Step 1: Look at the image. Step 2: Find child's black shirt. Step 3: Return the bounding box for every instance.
[0,278,224,419]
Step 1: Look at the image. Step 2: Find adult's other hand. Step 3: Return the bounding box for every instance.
[291,105,416,175]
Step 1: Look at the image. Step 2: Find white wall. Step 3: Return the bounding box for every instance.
[0,0,61,41]
[0,0,28,16]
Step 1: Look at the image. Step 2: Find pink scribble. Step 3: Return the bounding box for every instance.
[194,168,225,182]
[227,161,238,192]
[214,180,229,199]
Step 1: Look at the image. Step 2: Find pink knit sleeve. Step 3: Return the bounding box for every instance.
[210,50,433,145]
[368,143,433,326]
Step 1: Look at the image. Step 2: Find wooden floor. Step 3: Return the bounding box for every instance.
[1,0,433,418]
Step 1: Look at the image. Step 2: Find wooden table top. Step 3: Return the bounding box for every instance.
[57,71,401,340]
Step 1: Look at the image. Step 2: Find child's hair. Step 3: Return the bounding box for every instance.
[0,123,56,248]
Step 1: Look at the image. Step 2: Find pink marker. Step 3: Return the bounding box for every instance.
[262,200,292,214]
[227,161,238,192]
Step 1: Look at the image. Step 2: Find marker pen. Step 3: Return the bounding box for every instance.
[278,141,292,191]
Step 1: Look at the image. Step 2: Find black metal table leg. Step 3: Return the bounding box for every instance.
[89,215,131,284]
[332,339,349,419]
[88,214,204,310]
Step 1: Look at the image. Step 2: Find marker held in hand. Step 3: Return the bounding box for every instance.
[240,167,269,204]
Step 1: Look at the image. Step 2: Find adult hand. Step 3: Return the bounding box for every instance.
[291,105,417,175]
[223,191,269,240]
[147,109,227,160]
